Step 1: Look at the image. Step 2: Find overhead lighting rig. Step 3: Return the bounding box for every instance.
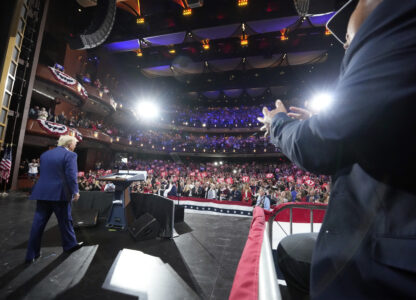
[238,0,248,7]
[280,29,288,41]
[202,39,210,50]
[183,8,192,16]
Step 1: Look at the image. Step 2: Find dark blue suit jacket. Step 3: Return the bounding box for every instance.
[167,184,177,197]
[270,1,416,299]
[30,146,79,202]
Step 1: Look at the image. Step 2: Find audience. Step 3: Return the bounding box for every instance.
[75,159,330,209]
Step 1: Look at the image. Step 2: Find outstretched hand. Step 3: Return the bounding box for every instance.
[287,106,313,120]
[257,100,287,137]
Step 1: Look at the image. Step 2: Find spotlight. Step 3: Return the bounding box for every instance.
[238,0,248,7]
[168,48,176,54]
[136,17,145,24]
[233,169,237,174]
[202,39,210,50]
[219,161,223,165]
[308,92,333,112]
[136,101,159,120]
[183,8,192,16]
[214,162,218,166]
[136,49,143,57]
[240,36,248,47]
[280,29,288,41]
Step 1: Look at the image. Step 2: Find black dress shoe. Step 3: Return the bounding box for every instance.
[65,241,84,253]
[24,254,41,264]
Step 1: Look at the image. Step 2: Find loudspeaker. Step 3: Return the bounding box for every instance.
[69,0,116,50]
[293,0,336,16]
[187,0,204,8]
[128,213,160,241]
[72,209,99,228]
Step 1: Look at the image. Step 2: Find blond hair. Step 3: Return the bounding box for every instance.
[57,135,78,147]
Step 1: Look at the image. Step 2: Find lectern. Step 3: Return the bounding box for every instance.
[99,170,147,230]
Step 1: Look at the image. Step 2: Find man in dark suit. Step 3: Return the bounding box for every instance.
[25,135,83,263]
[258,0,416,299]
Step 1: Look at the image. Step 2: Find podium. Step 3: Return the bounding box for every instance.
[99,170,147,230]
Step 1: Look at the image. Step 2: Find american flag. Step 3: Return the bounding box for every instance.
[0,146,12,183]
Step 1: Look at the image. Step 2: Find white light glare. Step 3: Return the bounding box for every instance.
[308,93,333,112]
[137,101,159,119]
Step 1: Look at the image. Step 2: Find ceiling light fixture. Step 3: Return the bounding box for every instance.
[183,8,192,16]
[202,39,210,50]
[241,34,248,47]
[238,0,248,7]
[280,29,288,41]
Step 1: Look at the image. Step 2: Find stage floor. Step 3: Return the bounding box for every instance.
[0,193,252,300]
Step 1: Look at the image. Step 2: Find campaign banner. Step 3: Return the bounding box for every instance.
[305,179,315,187]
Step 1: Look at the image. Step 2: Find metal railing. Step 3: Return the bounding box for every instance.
[267,203,328,244]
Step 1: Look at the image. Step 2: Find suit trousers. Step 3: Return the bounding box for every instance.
[26,200,78,261]
[277,233,318,300]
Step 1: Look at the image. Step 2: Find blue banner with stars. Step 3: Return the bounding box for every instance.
[177,199,253,217]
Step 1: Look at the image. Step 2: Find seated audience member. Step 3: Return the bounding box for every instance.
[37,107,48,120]
[29,106,39,119]
[255,187,270,210]
[28,159,39,182]
[165,179,177,197]
[207,184,217,199]
[219,183,230,201]
[89,178,102,191]
[104,182,115,192]
[191,181,204,198]
[241,184,252,204]
[230,185,242,202]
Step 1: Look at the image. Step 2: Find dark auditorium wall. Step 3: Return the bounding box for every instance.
[82,147,113,171]
[63,44,87,78]
[54,98,75,116]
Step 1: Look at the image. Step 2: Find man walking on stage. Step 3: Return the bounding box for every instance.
[25,135,83,263]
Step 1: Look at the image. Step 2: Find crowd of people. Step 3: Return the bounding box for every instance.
[132,130,279,153]
[162,105,268,128]
[29,105,280,153]
[77,159,331,208]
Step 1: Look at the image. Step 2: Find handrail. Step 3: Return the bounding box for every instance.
[267,203,328,244]
[259,222,282,300]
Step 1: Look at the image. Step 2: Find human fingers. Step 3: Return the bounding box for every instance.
[289,106,311,115]
[260,125,267,131]
[287,112,302,119]
[275,99,287,113]
[257,116,265,123]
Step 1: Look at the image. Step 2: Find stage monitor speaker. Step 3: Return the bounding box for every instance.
[72,209,99,228]
[69,0,116,50]
[128,213,160,241]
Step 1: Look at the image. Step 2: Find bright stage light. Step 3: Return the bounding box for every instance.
[136,101,159,120]
[308,92,333,112]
